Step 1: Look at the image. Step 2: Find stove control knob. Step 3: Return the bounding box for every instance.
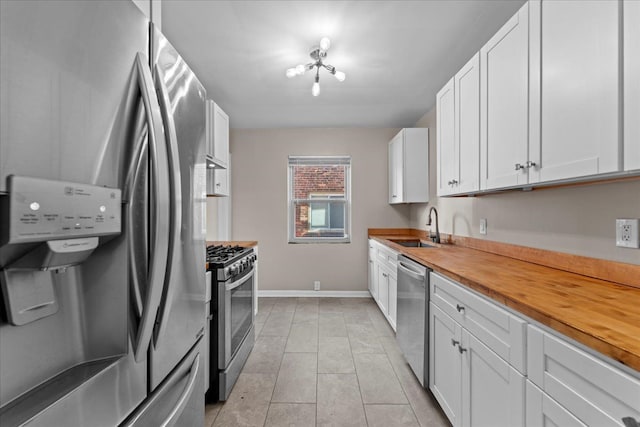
[229,265,238,275]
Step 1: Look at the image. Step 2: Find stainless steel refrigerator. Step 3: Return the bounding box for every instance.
[0,1,207,426]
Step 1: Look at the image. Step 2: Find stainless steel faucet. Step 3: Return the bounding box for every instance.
[426,207,441,244]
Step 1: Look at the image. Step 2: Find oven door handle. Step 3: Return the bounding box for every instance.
[225,269,254,291]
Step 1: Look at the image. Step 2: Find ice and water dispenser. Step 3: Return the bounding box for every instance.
[0,176,129,416]
[0,176,122,325]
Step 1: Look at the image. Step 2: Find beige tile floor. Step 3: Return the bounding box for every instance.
[205,297,450,427]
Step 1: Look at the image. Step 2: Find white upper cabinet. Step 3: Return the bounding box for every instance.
[480,3,530,191]
[205,100,229,196]
[212,103,229,167]
[437,78,456,196]
[454,53,480,194]
[389,131,404,203]
[388,128,429,204]
[625,0,640,171]
[437,53,480,197]
[528,0,621,183]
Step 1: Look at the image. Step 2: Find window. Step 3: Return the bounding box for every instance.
[288,156,351,243]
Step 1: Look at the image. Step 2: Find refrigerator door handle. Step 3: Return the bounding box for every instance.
[152,64,183,346]
[159,354,200,427]
[125,123,148,319]
[132,52,171,362]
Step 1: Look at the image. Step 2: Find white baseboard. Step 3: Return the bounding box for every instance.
[257,290,371,298]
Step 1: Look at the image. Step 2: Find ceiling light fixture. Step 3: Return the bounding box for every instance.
[286,37,346,96]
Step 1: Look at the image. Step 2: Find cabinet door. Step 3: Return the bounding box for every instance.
[528,0,621,183]
[388,132,404,203]
[480,3,530,190]
[368,258,377,300]
[388,272,397,331]
[213,168,228,196]
[430,303,462,427]
[625,0,640,171]
[377,264,389,315]
[461,331,525,427]
[454,53,480,194]
[205,100,215,157]
[437,78,456,196]
[213,103,229,166]
[526,381,587,427]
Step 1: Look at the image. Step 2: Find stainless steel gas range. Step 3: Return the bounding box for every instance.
[205,245,257,402]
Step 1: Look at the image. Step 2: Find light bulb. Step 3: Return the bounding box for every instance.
[295,64,306,75]
[286,68,297,78]
[319,37,331,52]
[312,81,320,97]
[334,70,346,82]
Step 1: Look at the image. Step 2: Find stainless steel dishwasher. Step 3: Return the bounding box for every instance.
[396,255,430,387]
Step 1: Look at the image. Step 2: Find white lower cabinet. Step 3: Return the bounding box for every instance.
[430,303,462,425]
[367,239,397,331]
[367,242,377,300]
[462,332,524,427]
[527,325,640,427]
[430,303,525,427]
[376,264,390,317]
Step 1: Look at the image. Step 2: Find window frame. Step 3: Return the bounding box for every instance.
[287,156,351,244]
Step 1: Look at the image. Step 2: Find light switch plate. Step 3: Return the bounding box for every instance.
[616,219,640,248]
[479,218,487,235]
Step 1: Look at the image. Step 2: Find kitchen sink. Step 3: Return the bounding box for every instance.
[395,240,436,248]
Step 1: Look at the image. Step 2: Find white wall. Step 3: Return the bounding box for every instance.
[411,108,640,265]
[230,128,411,292]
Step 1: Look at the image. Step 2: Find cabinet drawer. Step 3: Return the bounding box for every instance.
[528,325,640,427]
[376,246,398,271]
[430,272,526,373]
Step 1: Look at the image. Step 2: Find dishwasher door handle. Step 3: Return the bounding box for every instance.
[398,261,426,282]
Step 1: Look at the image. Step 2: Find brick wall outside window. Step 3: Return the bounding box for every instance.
[293,165,345,237]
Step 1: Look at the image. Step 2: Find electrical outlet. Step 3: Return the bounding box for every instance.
[479,218,487,235]
[616,219,640,248]
[314,281,321,291]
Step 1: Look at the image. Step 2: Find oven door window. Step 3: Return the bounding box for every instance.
[229,271,253,358]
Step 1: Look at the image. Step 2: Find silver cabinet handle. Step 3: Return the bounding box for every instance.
[382,272,388,278]
[132,52,171,363]
[456,304,465,312]
[515,163,525,171]
[526,160,537,169]
[458,346,468,354]
[152,63,184,347]
[451,179,458,185]
[451,339,460,347]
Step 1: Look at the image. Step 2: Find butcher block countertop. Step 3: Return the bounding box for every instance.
[369,229,640,373]
[206,240,258,248]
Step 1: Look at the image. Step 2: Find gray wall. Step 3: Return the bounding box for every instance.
[230,128,411,292]
[411,107,640,265]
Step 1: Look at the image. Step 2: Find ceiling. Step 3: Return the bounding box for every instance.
[161,1,526,129]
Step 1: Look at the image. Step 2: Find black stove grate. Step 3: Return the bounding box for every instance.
[206,245,252,267]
